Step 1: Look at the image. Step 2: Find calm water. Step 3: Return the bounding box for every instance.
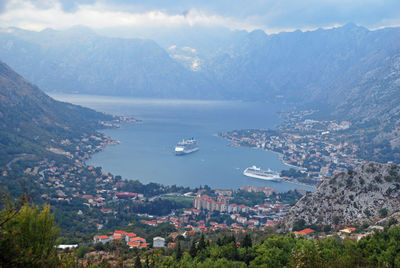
[51,94,314,192]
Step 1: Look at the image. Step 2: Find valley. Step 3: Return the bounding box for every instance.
[0,3,400,265]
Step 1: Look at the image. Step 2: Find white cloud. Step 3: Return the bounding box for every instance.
[0,0,261,32]
[1,0,399,34]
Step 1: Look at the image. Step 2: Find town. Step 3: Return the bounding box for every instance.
[1,111,379,252]
[220,110,367,181]
[1,117,307,246]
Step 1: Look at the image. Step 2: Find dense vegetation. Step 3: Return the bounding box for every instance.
[151,227,400,267]
[2,194,400,267]
[0,199,62,267]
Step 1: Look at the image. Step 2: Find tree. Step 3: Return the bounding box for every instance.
[198,233,206,251]
[175,241,182,260]
[242,234,252,248]
[189,240,197,258]
[379,208,388,217]
[134,255,142,268]
[0,202,59,267]
[292,219,306,231]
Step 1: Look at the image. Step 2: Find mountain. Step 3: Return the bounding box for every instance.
[0,25,399,102]
[284,162,400,230]
[199,24,400,162]
[1,25,399,163]
[202,23,400,102]
[331,49,400,163]
[0,27,214,99]
[0,60,113,165]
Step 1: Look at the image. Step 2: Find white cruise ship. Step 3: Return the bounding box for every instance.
[174,138,199,155]
[243,166,282,181]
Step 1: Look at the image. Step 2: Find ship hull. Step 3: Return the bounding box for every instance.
[243,169,282,181]
[175,147,199,155]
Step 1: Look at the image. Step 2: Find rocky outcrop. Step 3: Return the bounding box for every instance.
[284,162,400,230]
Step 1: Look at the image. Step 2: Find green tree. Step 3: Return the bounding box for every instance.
[189,239,197,258]
[379,208,388,217]
[293,219,306,231]
[198,233,206,251]
[135,255,142,268]
[0,202,59,267]
[242,234,252,248]
[175,241,182,260]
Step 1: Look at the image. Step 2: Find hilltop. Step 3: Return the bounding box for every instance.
[284,162,400,230]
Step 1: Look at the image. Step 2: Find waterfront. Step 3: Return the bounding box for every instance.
[50,94,315,192]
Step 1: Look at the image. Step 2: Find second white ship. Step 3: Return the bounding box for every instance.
[175,138,199,155]
[243,165,282,181]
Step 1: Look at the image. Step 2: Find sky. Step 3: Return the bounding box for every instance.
[0,0,399,34]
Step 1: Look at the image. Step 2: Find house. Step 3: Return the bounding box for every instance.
[125,233,137,242]
[339,227,356,235]
[140,243,149,249]
[236,216,247,224]
[130,237,146,243]
[57,244,78,250]
[153,237,165,248]
[247,219,259,226]
[93,235,110,244]
[112,234,123,240]
[114,230,127,236]
[127,241,141,248]
[293,228,315,237]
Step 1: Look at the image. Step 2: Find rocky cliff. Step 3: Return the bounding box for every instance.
[284,162,400,230]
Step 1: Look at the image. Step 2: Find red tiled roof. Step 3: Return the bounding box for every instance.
[113,234,123,240]
[126,233,136,237]
[130,237,146,242]
[127,242,140,247]
[293,228,315,235]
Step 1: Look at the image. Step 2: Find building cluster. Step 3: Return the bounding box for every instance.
[294,225,384,242]
[220,117,365,179]
[192,188,290,228]
[93,230,149,249]
[240,186,277,196]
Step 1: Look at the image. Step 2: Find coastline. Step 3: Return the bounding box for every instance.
[219,135,318,189]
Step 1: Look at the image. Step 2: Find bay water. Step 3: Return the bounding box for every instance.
[51,94,314,192]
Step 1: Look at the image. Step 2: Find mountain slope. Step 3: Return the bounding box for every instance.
[1,25,399,163]
[0,27,214,99]
[203,24,400,102]
[0,60,113,165]
[1,25,399,102]
[284,162,400,230]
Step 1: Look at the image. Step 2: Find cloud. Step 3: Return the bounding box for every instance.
[0,1,261,32]
[0,0,399,33]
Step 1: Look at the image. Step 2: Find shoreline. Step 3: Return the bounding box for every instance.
[219,135,318,189]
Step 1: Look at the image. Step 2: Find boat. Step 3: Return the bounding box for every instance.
[175,138,199,155]
[243,166,282,181]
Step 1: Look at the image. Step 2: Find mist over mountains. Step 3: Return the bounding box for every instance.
[0,24,398,104]
[1,24,399,133]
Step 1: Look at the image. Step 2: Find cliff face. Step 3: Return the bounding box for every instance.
[284,162,400,230]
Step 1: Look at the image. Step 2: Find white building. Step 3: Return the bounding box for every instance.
[153,237,165,248]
